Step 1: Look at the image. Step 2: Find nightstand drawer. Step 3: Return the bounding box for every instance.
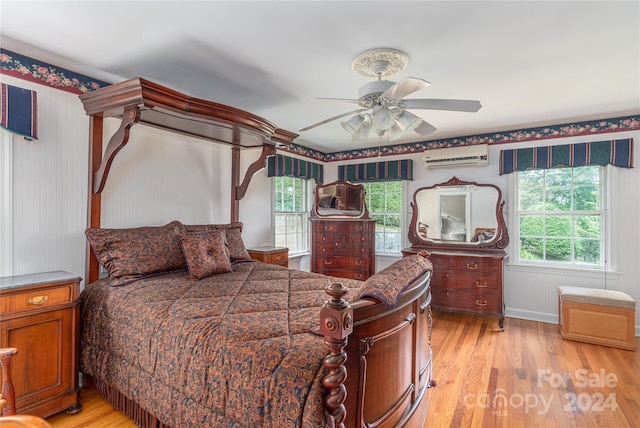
[247,246,289,267]
[1,283,76,314]
[262,251,288,265]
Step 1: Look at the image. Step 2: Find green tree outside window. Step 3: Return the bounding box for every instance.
[517,166,603,266]
[362,181,403,253]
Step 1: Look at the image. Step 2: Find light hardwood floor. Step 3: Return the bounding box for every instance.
[46,311,640,428]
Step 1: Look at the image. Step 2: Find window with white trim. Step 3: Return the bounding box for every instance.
[274,176,310,254]
[516,166,606,267]
[362,181,403,254]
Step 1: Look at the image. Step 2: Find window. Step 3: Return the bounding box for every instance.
[274,176,309,254]
[516,166,605,267]
[362,181,403,254]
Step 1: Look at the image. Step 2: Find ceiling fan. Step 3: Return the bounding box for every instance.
[299,48,482,142]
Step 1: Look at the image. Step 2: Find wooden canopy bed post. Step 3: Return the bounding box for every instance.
[86,114,103,284]
[320,282,353,427]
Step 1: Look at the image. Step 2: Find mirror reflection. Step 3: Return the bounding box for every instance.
[416,186,497,243]
[313,181,367,217]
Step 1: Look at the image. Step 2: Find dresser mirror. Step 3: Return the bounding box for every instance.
[408,176,508,251]
[312,181,369,218]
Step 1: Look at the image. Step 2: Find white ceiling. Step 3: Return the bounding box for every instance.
[1,1,639,153]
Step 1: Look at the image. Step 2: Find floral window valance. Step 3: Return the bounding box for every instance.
[338,159,413,182]
[0,83,38,140]
[267,154,323,183]
[499,139,633,175]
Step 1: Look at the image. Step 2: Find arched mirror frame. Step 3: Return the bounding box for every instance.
[408,176,509,251]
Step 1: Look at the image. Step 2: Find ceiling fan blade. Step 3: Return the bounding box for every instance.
[316,97,363,104]
[404,99,482,112]
[380,77,430,100]
[299,108,367,132]
[414,120,437,136]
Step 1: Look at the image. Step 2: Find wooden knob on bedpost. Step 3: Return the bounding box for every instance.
[320,282,353,428]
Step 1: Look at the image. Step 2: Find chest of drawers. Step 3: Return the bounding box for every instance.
[310,218,376,280]
[0,271,82,418]
[403,249,507,329]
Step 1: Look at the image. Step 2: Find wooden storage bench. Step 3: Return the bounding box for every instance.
[558,286,636,351]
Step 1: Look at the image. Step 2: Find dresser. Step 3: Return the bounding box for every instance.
[403,248,507,329]
[405,177,510,330]
[247,246,289,267]
[310,181,376,281]
[310,218,376,280]
[0,271,82,418]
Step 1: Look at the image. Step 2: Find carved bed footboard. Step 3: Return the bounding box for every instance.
[321,270,433,428]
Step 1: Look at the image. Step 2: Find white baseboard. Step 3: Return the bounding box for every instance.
[505,308,558,325]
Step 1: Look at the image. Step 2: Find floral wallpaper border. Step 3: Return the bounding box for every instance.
[1,49,109,94]
[2,48,638,162]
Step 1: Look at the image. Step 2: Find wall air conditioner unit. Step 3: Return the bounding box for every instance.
[423,144,489,169]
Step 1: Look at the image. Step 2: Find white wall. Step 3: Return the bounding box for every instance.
[1,75,88,280]
[3,72,638,334]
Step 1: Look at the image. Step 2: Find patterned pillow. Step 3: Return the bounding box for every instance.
[178,230,232,280]
[85,220,187,286]
[179,222,251,261]
[356,255,433,306]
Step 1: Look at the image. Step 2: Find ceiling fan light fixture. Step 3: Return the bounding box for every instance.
[300,47,481,144]
[386,123,405,142]
[397,110,422,132]
[353,122,372,142]
[341,114,365,137]
[372,106,396,130]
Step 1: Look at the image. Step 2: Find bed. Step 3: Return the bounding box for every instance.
[79,78,434,427]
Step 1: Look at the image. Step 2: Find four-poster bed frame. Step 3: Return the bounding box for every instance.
[79,77,432,427]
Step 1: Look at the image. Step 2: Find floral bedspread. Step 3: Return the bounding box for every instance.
[80,261,363,427]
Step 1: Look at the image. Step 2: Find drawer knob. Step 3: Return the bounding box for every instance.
[356,226,363,231]
[466,262,478,270]
[475,281,488,288]
[29,295,49,305]
[355,260,362,265]
[324,260,333,265]
[475,299,488,306]
[275,255,281,261]
[355,274,363,279]
[324,226,333,231]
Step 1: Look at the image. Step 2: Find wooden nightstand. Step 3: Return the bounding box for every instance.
[247,246,289,267]
[0,271,82,418]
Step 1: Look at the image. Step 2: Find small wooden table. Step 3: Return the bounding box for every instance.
[247,246,289,267]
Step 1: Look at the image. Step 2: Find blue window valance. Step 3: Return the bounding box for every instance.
[499,139,633,175]
[338,159,413,182]
[0,83,38,140]
[267,154,323,183]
